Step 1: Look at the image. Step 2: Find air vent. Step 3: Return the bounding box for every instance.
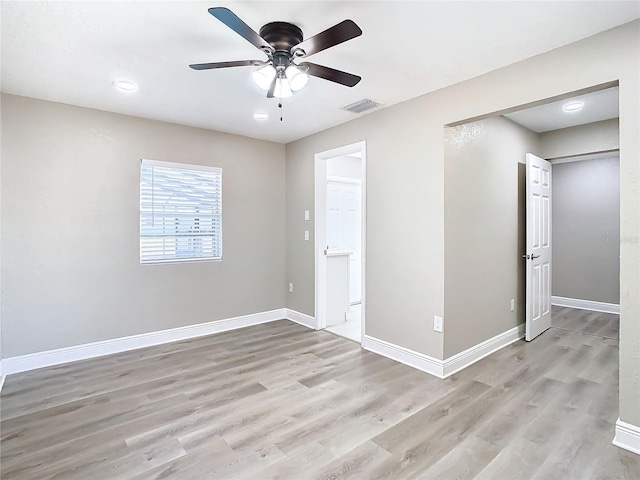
[341,98,382,114]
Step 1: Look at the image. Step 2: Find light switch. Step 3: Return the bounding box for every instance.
[434,316,443,333]
[304,230,310,241]
[304,210,310,221]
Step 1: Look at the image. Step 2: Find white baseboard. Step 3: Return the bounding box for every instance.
[442,324,525,378]
[613,418,640,455]
[362,324,525,380]
[2,308,287,376]
[551,296,619,314]
[0,366,5,394]
[0,309,522,385]
[285,309,315,329]
[362,335,444,378]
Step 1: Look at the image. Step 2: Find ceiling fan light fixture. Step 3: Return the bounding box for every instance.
[563,101,584,112]
[274,77,293,98]
[252,64,276,90]
[113,80,137,91]
[285,65,309,92]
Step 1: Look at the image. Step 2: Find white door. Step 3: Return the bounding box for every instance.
[525,153,552,341]
[326,180,361,304]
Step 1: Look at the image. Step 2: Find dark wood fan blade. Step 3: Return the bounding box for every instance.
[267,76,277,98]
[293,20,362,57]
[189,60,266,70]
[208,7,274,53]
[298,62,361,87]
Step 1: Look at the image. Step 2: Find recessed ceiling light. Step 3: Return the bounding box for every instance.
[113,80,137,91]
[563,102,584,112]
[253,112,269,120]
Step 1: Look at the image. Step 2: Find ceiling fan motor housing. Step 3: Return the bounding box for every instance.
[259,22,304,53]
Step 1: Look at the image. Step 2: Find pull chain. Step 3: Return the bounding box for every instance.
[278,102,283,122]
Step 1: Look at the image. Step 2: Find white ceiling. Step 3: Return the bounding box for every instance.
[504,87,620,133]
[1,2,638,144]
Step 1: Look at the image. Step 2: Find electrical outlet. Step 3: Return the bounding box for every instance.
[289,282,294,293]
[510,299,515,311]
[434,316,443,333]
[304,230,310,241]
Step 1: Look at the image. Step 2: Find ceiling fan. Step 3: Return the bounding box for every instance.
[189,7,363,99]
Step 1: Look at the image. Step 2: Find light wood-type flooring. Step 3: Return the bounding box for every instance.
[1,307,638,479]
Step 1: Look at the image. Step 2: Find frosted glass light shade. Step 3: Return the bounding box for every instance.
[252,65,276,90]
[563,102,584,112]
[274,77,293,98]
[285,65,309,91]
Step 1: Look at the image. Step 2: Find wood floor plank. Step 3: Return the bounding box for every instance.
[474,437,550,480]
[312,440,394,480]
[2,309,637,479]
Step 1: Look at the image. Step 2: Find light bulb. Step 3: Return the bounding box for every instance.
[252,65,276,91]
[285,65,309,92]
[274,77,293,98]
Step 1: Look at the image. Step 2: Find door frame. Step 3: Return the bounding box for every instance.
[314,141,367,339]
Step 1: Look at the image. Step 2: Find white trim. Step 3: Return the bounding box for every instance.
[551,296,620,314]
[442,324,525,378]
[0,360,5,393]
[314,140,367,342]
[613,418,640,455]
[362,335,444,378]
[286,309,316,329]
[141,158,221,173]
[362,324,526,380]
[360,146,367,343]
[2,309,286,375]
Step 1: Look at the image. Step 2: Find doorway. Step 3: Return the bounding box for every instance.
[509,88,621,341]
[443,83,620,358]
[314,141,366,343]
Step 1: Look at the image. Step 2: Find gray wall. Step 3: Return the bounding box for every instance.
[444,117,539,357]
[286,97,446,359]
[552,157,620,304]
[540,118,619,159]
[1,94,286,357]
[285,21,640,426]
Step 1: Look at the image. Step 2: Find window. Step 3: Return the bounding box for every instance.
[140,159,222,264]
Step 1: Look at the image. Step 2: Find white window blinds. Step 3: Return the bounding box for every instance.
[140,159,222,264]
